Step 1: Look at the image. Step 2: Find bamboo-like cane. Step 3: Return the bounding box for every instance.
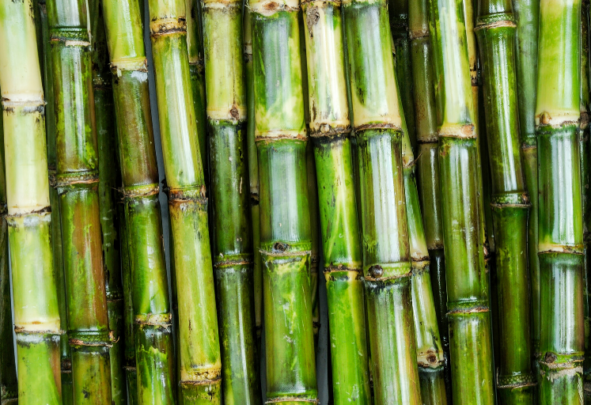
[0,2,63,404]
[201,0,262,402]
[46,0,113,403]
[536,0,585,402]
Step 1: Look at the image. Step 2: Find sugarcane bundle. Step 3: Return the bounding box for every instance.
[46,0,114,402]
[0,1,63,404]
[101,0,176,403]
[536,0,585,402]
[428,0,495,403]
[148,0,222,401]
[201,0,262,402]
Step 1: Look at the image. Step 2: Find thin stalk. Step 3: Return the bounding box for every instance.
[535,0,585,402]
[201,0,261,402]
[92,9,126,405]
[343,0,421,402]
[0,1,62,404]
[250,0,318,400]
[428,0,495,403]
[37,0,73,403]
[243,8,263,343]
[147,0,222,402]
[301,2,372,403]
[512,0,540,385]
[101,0,176,403]
[46,0,113,403]
[475,0,535,402]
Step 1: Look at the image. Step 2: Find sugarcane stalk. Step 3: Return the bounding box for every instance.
[147,0,222,402]
[535,0,585,402]
[428,0,495,403]
[343,0,421,402]
[512,0,540,386]
[0,1,63,404]
[92,9,126,404]
[475,0,535,402]
[101,1,176,403]
[250,0,318,401]
[243,8,263,343]
[201,0,261,402]
[301,2,372,403]
[46,0,113,403]
[36,1,74,403]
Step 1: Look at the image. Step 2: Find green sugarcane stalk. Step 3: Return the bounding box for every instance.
[343,0,421,402]
[36,1,74,403]
[475,0,535,402]
[187,0,208,180]
[0,88,17,405]
[428,0,495,403]
[147,0,222,402]
[243,8,263,343]
[408,0,452,399]
[250,0,318,401]
[201,0,261,402]
[92,9,126,404]
[512,0,540,385]
[300,2,372,403]
[101,1,176,403]
[535,0,585,402]
[46,0,113,403]
[0,2,63,404]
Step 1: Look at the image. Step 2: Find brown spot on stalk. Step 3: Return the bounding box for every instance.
[544,352,557,364]
[273,242,289,252]
[369,265,383,278]
[540,112,551,125]
[230,105,239,120]
[306,7,320,37]
[264,2,278,11]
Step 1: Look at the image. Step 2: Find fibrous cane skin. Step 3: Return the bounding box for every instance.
[46,0,113,403]
[343,0,421,402]
[475,0,535,402]
[102,0,176,403]
[0,2,63,404]
[512,0,540,388]
[535,0,585,402]
[301,2,372,403]
[148,0,222,402]
[202,0,261,402]
[251,0,318,401]
[428,0,495,403]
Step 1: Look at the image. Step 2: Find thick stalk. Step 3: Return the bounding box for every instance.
[37,0,73,403]
[475,0,534,402]
[0,2,62,404]
[251,0,317,401]
[535,0,585,402]
[92,10,126,405]
[46,1,113,403]
[202,0,261,402]
[102,1,176,403]
[147,1,221,402]
[343,0,421,402]
[512,0,540,384]
[243,8,263,342]
[428,0,495,403]
[301,2,372,403]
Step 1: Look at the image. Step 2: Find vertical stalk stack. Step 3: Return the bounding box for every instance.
[301,1,372,403]
[148,0,222,401]
[47,0,113,403]
[428,0,495,403]
[512,0,540,381]
[102,0,176,403]
[343,0,421,402]
[475,0,534,402]
[408,0,451,397]
[250,0,318,400]
[202,0,261,402]
[92,10,126,404]
[0,1,62,404]
[535,0,585,402]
